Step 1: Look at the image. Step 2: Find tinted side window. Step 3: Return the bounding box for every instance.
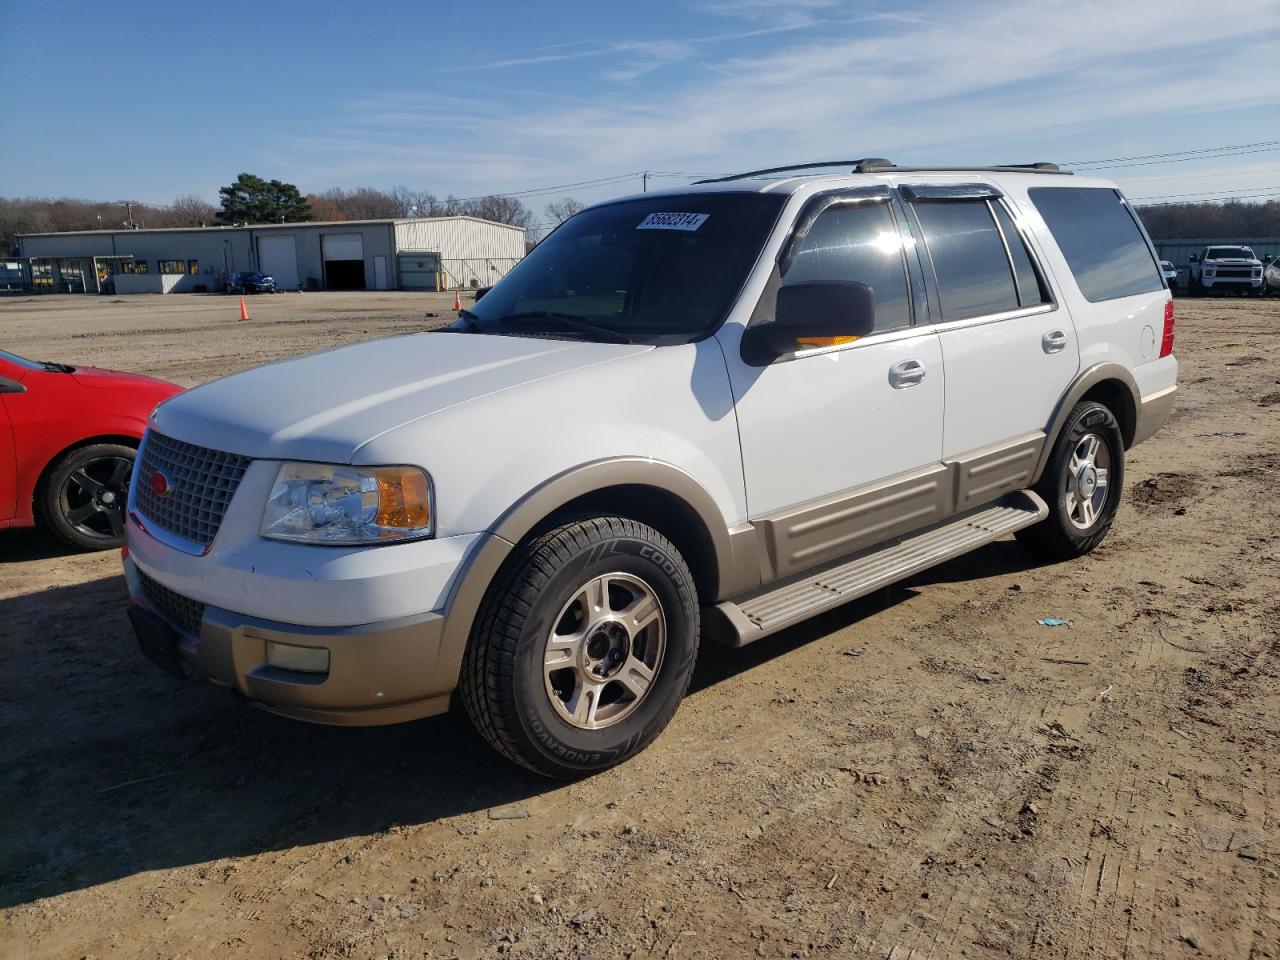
[783,202,911,332]
[1028,187,1162,302]
[991,202,1049,307]
[914,201,1020,320]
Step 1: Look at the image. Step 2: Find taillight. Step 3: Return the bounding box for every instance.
[1159,299,1175,357]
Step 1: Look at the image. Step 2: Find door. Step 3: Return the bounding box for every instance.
[905,190,1078,458]
[373,255,388,290]
[322,233,366,290]
[257,235,299,290]
[719,192,945,579]
[0,363,22,521]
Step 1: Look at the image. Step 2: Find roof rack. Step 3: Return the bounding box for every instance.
[693,159,1067,184]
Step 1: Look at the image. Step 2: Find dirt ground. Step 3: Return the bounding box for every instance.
[1,292,1277,960]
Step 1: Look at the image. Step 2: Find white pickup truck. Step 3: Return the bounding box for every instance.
[1186,244,1264,296]
[125,160,1177,777]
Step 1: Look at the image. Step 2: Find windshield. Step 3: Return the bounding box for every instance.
[1208,247,1254,260]
[1160,261,1174,270]
[455,192,785,343]
[0,348,46,370]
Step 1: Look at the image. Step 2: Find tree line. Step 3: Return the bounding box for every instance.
[3,170,1275,254]
[1,173,590,253]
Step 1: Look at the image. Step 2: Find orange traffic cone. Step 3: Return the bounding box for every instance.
[239,297,249,321]
[453,289,462,312]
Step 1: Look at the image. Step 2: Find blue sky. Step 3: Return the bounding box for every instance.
[3,0,1278,223]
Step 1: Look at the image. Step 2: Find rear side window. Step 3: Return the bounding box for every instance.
[784,201,912,333]
[1029,187,1162,302]
[913,201,1021,320]
[991,203,1048,307]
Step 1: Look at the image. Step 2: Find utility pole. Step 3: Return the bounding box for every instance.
[642,171,649,192]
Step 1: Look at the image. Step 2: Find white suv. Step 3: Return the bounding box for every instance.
[125,160,1177,777]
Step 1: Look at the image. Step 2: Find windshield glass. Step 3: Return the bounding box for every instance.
[1208,247,1254,260]
[0,348,45,370]
[456,192,785,343]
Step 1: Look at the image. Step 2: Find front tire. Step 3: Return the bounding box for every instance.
[1016,401,1124,561]
[461,516,699,779]
[38,442,135,550]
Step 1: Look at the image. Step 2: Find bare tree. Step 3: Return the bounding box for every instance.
[169,194,217,226]
[310,187,402,221]
[460,195,535,230]
[545,197,585,224]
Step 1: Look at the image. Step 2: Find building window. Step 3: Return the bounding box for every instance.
[121,260,149,274]
[187,260,200,275]
[159,260,185,275]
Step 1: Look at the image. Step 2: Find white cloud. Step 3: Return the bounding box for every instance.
[276,0,1280,201]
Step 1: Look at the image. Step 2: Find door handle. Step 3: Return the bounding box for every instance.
[889,359,926,389]
[1042,330,1069,354]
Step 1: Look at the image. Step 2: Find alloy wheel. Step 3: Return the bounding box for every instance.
[543,572,667,730]
[1064,433,1110,530]
[60,455,131,541]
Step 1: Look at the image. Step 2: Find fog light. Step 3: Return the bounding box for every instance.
[265,641,330,674]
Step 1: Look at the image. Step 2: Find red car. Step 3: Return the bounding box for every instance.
[1,348,181,550]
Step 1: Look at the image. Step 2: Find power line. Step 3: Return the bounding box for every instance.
[1079,147,1280,171]
[1121,164,1280,183]
[446,139,1280,209]
[1067,139,1280,166]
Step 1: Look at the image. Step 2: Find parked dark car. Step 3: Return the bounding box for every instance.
[226,271,276,294]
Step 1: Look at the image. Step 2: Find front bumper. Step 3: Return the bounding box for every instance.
[126,552,459,726]
[1200,277,1262,289]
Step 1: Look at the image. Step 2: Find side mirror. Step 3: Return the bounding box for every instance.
[0,375,26,394]
[1189,254,1199,262]
[742,281,876,363]
[1265,255,1274,264]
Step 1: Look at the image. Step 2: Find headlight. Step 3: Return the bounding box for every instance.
[261,462,433,545]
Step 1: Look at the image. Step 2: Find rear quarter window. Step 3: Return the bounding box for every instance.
[1028,187,1162,302]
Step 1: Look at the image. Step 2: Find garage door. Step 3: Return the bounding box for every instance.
[322,233,365,291]
[257,235,298,290]
[397,251,440,290]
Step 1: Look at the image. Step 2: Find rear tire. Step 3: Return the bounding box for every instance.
[1016,402,1124,561]
[38,442,135,551]
[460,516,699,779]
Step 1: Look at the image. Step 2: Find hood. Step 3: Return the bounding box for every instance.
[151,331,650,462]
[71,365,181,392]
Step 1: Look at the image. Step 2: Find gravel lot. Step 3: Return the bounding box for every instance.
[1,292,1277,960]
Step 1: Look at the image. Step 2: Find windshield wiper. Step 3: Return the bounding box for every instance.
[39,360,74,373]
[495,310,634,344]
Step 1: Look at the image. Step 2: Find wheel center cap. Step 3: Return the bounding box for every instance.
[1078,466,1097,498]
[101,490,117,505]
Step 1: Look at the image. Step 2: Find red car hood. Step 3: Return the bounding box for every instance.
[70,365,180,391]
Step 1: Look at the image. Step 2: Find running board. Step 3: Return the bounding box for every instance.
[710,490,1048,647]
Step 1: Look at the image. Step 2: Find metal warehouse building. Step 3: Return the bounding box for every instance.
[14,216,525,294]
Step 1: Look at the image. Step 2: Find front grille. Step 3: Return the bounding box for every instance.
[134,431,251,547]
[138,569,205,638]
[1214,268,1251,278]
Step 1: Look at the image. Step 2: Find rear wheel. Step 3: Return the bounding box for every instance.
[460,516,699,779]
[39,442,135,550]
[1016,402,1124,561]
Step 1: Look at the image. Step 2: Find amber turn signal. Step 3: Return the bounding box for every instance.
[795,335,860,348]
[375,466,432,529]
